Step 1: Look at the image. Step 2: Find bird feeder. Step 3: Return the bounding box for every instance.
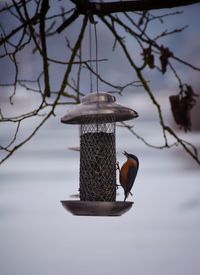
[60,92,138,216]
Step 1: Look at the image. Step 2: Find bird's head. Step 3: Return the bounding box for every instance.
[123,151,139,163]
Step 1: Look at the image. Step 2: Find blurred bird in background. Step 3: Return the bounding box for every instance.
[119,151,139,201]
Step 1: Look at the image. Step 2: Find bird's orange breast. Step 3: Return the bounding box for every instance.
[120,159,137,188]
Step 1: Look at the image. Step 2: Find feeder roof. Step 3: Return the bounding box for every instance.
[61,92,138,124]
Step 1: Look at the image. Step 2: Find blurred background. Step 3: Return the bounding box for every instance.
[0,1,200,275]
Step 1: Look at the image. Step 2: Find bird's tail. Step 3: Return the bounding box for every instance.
[124,191,133,201]
[124,192,129,202]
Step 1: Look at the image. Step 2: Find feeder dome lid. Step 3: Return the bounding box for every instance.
[61,92,138,124]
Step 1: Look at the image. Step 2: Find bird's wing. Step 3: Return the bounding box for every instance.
[126,165,138,193]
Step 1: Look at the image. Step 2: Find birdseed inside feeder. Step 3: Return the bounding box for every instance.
[60,92,138,216]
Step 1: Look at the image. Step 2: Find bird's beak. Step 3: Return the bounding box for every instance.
[123,151,128,157]
[135,111,139,118]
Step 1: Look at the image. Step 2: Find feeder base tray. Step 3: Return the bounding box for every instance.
[61,200,133,216]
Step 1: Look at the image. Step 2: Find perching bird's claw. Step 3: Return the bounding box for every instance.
[116,161,120,171]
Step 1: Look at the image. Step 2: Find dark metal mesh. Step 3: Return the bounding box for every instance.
[79,117,116,201]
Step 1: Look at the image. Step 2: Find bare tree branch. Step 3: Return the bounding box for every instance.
[39,0,51,97]
[70,0,200,15]
[0,1,200,166]
[0,14,88,165]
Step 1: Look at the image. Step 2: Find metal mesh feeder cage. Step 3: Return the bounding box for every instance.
[60,92,138,216]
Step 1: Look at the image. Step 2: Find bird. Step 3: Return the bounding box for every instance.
[119,151,139,201]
